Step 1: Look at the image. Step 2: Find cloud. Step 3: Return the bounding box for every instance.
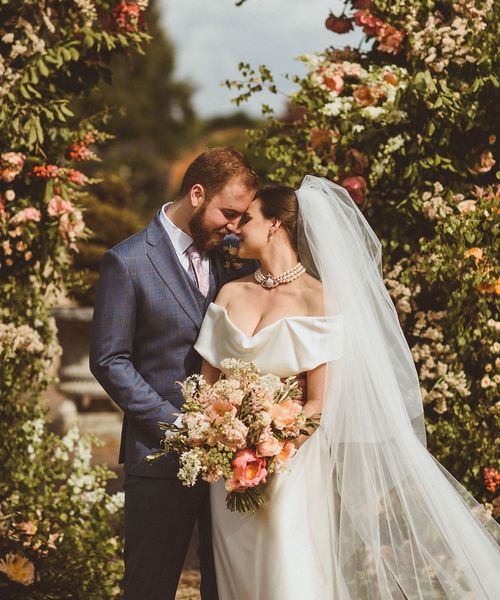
[159,0,362,117]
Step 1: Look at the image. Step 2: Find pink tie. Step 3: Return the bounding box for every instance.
[187,245,210,296]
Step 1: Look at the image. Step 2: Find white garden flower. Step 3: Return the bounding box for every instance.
[105,492,125,514]
[362,106,385,120]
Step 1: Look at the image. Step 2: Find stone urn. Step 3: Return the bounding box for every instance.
[51,306,122,472]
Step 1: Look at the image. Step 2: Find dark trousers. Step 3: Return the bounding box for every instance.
[123,473,219,600]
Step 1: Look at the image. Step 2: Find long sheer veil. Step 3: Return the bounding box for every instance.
[295,175,500,598]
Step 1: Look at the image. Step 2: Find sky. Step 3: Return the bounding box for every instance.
[159,0,363,118]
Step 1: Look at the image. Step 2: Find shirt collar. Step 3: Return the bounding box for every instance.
[159,202,193,256]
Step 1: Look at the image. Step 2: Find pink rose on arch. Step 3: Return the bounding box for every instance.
[270,399,302,430]
[0,152,25,182]
[65,169,88,187]
[354,10,383,36]
[341,175,368,205]
[323,73,344,95]
[9,207,41,225]
[376,24,405,55]
[472,150,495,174]
[225,449,267,492]
[47,195,74,217]
[0,197,6,222]
[256,429,284,458]
[59,210,85,248]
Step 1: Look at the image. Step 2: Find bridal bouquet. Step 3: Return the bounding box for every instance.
[146,359,319,513]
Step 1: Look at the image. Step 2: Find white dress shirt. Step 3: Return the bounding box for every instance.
[159,203,210,283]
[159,203,209,428]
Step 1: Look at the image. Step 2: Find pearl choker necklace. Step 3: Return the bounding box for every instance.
[254,262,306,288]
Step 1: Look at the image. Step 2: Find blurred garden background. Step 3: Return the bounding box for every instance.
[0,0,498,598]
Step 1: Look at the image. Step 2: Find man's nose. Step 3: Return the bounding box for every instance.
[226,219,240,234]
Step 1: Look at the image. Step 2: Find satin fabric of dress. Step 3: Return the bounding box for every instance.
[194,303,344,600]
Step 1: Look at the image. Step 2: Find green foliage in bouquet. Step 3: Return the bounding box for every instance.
[0,0,151,596]
[229,0,499,512]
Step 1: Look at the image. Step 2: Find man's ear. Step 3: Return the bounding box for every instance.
[190,184,205,208]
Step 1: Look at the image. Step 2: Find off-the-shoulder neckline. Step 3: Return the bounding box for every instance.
[208,302,341,341]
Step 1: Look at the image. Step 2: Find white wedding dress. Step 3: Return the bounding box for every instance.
[195,302,344,600]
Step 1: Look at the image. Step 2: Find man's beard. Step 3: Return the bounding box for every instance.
[189,202,225,252]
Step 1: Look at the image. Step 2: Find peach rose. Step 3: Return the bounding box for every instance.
[256,429,284,458]
[353,84,378,107]
[270,399,302,430]
[472,150,495,174]
[323,73,344,95]
[209,397,237,419]
[273,441,297,470]
[383,71,399,86]
[457,200,476,213]
[463,247,483,264]
[0,152,25,182]
[225,449,267,492]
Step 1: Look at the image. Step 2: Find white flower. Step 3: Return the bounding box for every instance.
[385,134,406,153]
[62,426,80,452]
[259,374,283,396]
[481,375,491,389]
[352,124,365,133]
[105,492,125,514]
[362,106,385,120]
[322,99,343,117]
[178,449,203,487]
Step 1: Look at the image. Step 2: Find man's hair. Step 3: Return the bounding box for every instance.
[178,146,258,200]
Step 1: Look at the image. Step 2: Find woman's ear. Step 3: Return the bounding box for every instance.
[271,218,282,233]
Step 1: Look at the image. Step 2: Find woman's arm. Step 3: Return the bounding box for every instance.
[201,358,221,385]
[304,362,326,418]
[294,362,326,448]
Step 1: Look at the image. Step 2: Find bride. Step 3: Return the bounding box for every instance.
[194,176,500,599]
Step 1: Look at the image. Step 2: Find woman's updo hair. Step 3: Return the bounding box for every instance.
[255,185,299,250]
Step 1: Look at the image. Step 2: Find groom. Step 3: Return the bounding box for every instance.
[89,147,258,600]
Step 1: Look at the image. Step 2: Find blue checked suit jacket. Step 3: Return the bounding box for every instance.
[90,210,253,477]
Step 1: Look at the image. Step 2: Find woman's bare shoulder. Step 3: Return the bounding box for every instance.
[301,274,325,316]
[213,274,255,308]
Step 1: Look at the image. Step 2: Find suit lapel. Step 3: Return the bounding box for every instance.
[146,213,203,328]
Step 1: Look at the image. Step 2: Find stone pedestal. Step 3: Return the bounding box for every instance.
[51,305,122,488]
[52,306,115,411]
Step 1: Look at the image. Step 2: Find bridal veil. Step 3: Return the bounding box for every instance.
[295,175,500,599]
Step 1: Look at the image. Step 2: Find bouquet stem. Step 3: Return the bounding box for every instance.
[226,487,265,513]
